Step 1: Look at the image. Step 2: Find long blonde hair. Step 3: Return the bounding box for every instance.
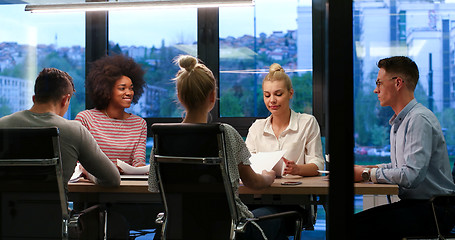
[173,55,216,111]
[262,63,293,91]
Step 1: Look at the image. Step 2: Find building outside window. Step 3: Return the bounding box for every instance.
[0,4,85,120]
[109,8,197,118]
[219,0,313,118]
[353,0,455,168]
[107,0,313,120]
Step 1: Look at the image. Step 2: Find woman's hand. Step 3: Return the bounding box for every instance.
[117,165,124,174]
[283,157,300,175]
[80,164,88,178]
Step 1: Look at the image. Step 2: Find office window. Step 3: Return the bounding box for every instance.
[0,4,85,120]
[109,9,197,118]
[219,0,312,117]
[353,0,455,166]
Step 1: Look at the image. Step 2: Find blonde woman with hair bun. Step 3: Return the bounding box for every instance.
[246,63,324,177]
[149,55,290,240]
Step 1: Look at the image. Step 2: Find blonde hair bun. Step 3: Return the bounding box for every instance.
[269,63,284,74]
[177,55,198,72]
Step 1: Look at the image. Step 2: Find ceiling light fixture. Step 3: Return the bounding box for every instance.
[25,0,254,13]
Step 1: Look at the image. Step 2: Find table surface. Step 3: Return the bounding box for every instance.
[68,176,398,196]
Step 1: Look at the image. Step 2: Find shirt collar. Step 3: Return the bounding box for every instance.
[389,98,418,129]
[288,110,299,131]
[264,109,298,135]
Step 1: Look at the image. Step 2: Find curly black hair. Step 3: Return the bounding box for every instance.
[86,54,145,110]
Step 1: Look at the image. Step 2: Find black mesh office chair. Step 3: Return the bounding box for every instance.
[0,127,105,240]
[151,123,303,240]
[401,194,455,240]
[401,163,455,239]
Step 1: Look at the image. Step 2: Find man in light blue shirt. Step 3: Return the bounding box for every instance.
[353,56,455,239]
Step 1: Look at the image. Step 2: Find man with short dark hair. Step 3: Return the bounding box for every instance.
[0,68,120,189]
[353,56,455,239]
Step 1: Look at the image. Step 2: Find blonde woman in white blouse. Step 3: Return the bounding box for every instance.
[245,63,324,177]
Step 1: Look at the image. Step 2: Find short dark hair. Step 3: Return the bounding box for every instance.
[377,56,419,90]
[34,68,74,103]
[86,54,145,110]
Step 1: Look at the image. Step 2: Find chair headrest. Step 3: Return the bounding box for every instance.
[151,123,223,135]
[0,127,59,159]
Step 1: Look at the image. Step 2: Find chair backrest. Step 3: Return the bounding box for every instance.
[0,127,68,240]
[151,123,239,240]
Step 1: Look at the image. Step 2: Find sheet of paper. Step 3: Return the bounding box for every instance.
[120,175,149,180]
[69,162,84,183]
[117,159,149,175]
[249,150,287,175]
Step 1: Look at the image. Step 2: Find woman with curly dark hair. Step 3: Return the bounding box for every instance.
[76,54,147,168]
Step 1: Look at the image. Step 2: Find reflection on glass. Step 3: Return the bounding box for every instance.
[219,0,312,117]
[353,0,455,163]
[0,4,85,120]
[109,9,197,118]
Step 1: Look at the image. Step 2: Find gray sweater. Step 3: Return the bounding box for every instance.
[0,110,121,190]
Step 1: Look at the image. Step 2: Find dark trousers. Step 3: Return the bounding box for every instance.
[353,199,455,240]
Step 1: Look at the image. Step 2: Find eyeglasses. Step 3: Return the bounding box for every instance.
[375,77,399,88]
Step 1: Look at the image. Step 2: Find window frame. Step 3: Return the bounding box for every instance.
[85,7,325,137]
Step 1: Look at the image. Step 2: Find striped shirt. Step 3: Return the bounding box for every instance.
[75,109,147,167]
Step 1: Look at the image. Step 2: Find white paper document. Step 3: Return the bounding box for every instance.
[117,159,149,175]
[249,150,287,176]
[69,162,84,183]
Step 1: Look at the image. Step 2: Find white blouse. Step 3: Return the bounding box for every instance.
[245,110,325,171]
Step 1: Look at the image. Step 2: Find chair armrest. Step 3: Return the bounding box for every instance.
[255,210,302,221]
[430,194,455,205]
[68,204,107,240]
[235,210,303,233]
[428,194,455,238]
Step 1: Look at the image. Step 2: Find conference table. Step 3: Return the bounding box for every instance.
[68,176,398,231]
[68,176,398,206]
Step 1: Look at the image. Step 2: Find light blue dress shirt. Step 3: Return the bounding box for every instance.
[374,99,455,200]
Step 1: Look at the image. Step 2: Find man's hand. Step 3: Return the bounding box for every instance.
[354,165,366,182]
[261,169,276,186]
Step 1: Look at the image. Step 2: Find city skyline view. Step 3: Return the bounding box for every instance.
[4,0,455,157]
[1,0,307,48]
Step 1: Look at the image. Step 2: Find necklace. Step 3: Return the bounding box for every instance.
[104,110,124,128]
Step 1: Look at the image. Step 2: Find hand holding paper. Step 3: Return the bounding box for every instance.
[249,150,287,176]
[69,162,84,183]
